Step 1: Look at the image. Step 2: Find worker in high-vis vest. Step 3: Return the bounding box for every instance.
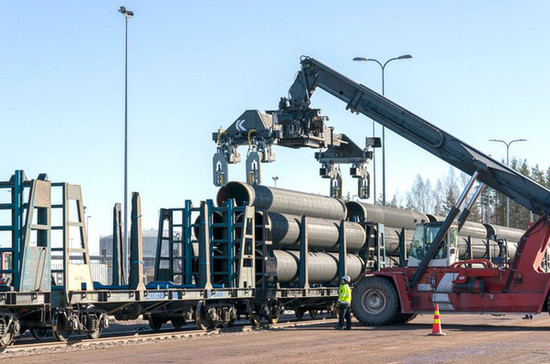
[336,275,352,330]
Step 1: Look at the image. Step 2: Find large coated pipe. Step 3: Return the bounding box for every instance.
[266,212,365,251]
[346,201,429,229]
[218,182,347,220]
[265,250,364,284]
[484,224,524,244]
[347,204,521,261]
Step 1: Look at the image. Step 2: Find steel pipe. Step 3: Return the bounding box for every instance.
[266,250,364,284]
[346,201,429,229]
[266,212,365,251]
[347,203,521,261]
[218,182,347,220]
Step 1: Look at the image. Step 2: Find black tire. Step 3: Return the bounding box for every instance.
[308,309,319,319]
[393,313,417,324]
[351,276,400,326]
[294,308,305,320]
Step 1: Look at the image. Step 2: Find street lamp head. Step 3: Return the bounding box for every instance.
[353,57,368,61]
[119,6,134,18]
[398,54,413,59]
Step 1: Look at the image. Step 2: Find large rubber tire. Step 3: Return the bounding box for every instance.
[351,276,400,326]
[294,308,305,320]
[393,313,417,324]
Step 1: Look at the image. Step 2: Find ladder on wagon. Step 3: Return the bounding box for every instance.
[0,170,51,293]
[154,199,255,289]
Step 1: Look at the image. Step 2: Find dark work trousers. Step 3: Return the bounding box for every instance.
[338,302,352,328]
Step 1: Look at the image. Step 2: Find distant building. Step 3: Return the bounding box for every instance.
[99,229,159,283]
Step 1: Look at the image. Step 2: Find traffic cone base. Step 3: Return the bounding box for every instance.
[428,303,446,336]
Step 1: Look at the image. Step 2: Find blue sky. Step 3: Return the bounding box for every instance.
[2,1,549,253]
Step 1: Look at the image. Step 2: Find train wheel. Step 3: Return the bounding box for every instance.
[0,331,14,347]
[249,313,261,326]
[330,304,338,318]
[309,309,319,319]
[171,317,185,329]
[148,315,164,332]
[268,315,279,325]
[52,312,72,342]
[195,302,208,330]
[30,327,49,340]
[294,308,305,320]
[86,326,102,339]
[351,276,400,326]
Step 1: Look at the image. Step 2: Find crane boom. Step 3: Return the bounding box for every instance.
[285,56,550,215]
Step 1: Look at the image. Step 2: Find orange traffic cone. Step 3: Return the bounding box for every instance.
[429,304,446,336]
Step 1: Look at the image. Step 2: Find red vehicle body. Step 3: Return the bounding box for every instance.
[276,56,550,324]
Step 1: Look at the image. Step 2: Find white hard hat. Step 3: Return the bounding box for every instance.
[341,275,351,283]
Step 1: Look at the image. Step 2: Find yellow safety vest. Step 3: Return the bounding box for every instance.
[338,284,351,303]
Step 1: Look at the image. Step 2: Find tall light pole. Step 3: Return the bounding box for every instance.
[489,138,527,227]
[119,6,134,278]
[272,176,279,187]
[353,54,413,206]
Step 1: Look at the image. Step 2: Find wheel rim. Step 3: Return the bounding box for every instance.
[250,313,261,326]
[361,288,387,314]
[52,313,72,342]
[0,332,14,347]
[171,317,185,329]
[148,315,163,331]
[195,303,208,330]
[31,327,49,340]
[87,326,102,339]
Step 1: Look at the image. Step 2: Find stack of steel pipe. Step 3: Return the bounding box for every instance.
[346,201,428,257]
[218,182,365,283]
[429,215,518,259]
[346,201,522,261]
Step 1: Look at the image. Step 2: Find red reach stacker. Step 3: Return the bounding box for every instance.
[276,56,550,324]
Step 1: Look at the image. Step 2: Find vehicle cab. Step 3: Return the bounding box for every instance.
[407,222,459,267]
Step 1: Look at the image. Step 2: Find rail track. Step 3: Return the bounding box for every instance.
[0,315,338,358]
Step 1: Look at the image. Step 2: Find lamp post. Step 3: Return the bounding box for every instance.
[119,6,134,278]
[353,54,413,205]
[489,138,527,227]
[272,176,279,188]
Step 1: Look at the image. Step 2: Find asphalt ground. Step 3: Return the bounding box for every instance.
[3,313,550,363]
